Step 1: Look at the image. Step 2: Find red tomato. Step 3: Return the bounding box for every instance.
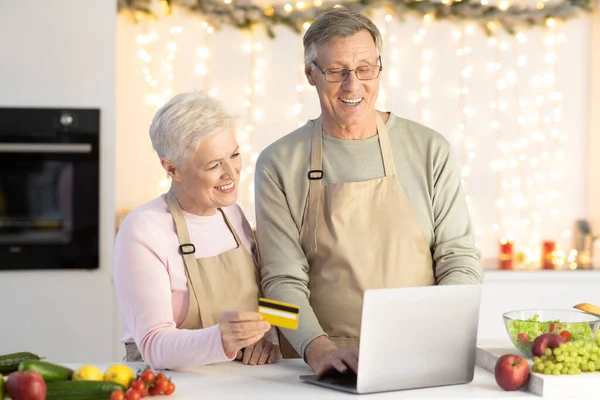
[163,382,176,395]
[141,369,156,383]
[517,332,529,345]
[559,330,572,341]
[110,390,125,400]
[148,386,163,396]
[125,390,142,400]
[155,373,168,381]
[153,376,169,393]
[130,379,146,392]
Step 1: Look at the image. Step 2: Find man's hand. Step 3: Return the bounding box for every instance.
[237,327,282,365]
[305,336,359,377]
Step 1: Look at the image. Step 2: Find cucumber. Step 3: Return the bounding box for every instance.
[46,380,125,400]
[18,359,73,382]
[0,352,41,374]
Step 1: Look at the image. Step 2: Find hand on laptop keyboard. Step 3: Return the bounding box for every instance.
[312,347,359,378]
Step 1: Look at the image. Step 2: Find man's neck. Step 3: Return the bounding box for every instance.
[322,111,384,140]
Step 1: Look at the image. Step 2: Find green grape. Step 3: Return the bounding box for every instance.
[552,369,560,375]
[561,366,569,374]
[541,355,548,361]
[578,347,586,356]
[545,348,553,356]
[571,350,578,357]
[591,354,598,361]
[556,354,565,362]
[544,367,553,375]
[555,363,563,370]
[568,367,578,375]
[553,348,562,355]
[588,361,596,371]
[581,364,589,372]
[584,343,593,351]
[559,343,568,351]
[533,356,541,364]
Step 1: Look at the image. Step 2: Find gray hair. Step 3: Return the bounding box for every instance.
[303,8,383,65]
[149,92,235,169]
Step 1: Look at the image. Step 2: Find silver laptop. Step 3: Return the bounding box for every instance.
[300,284,482,394]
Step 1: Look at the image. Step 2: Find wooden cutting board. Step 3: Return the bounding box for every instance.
[476,346,600,398]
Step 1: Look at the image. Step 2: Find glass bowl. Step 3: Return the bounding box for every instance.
[503,309,600,358]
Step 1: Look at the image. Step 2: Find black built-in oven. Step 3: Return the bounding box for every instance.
[0,108,100,270]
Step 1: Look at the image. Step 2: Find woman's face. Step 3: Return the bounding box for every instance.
[168,127,242,215]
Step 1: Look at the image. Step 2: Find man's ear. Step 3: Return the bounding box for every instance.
[160,157,182,182]
[305,64,316,86]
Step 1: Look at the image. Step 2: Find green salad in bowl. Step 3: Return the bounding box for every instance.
[503,309,600,358]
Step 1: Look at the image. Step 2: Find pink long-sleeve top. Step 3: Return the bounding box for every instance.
[112,195,258,369]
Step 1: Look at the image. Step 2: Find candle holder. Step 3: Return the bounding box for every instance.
[498,239,514,270]
[542,240,557,270]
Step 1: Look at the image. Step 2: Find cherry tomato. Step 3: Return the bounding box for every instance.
[125,390,142,400]
[141,369,156,382]
[155,373,168,381]
[110,390,125,400]
[148,386,163,396]
[130,379,146,392]
[163,382,176,395]
[517,332,529,345]
[153,376,169,392]
[559,330,572,341]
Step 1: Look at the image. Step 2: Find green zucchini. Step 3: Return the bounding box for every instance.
[18,359,73,382]
[46,380,125,400]
[0,352,41,374]
[0,373,5,400]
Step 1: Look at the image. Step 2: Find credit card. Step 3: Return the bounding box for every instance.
[258,298,299,330]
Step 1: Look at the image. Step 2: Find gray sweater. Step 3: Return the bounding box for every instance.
[254,113,484,356]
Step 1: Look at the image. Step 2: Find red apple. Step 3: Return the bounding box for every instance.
[6,371,46,400]
[494,354,530,391]
[531,333,566,358]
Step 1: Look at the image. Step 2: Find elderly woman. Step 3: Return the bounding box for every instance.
[113,92,281,370]
[255,8,483,377]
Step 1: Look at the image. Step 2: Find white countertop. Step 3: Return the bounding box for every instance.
[63,360,536,399]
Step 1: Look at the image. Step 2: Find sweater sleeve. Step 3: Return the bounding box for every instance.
[431,148,484,285]
[112,215,235,370]
[254,160,327,357]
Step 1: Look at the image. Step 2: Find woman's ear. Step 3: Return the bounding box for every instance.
[160,157,181,182]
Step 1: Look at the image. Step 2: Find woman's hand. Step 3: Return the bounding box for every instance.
[218,311,271,359]
[239,326,282,365]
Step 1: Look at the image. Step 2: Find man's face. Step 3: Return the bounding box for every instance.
[306,29,381,129]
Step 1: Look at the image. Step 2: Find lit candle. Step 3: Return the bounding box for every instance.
[499,238,514,269]
[542,240,557,269]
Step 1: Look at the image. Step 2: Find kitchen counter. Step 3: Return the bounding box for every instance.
[63,360,536,399]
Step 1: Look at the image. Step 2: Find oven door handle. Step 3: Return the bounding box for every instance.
[0,143,92,153]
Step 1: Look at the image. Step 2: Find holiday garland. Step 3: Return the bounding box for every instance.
[118,0,596,37]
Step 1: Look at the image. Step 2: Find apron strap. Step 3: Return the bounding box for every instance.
[306,117,324,252]
[165,192,215,327]
[376,113,397,177]
[218,208,242,248]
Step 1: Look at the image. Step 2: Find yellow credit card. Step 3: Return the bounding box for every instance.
[258,298,299,330]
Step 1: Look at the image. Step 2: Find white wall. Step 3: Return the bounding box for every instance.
[0,1,119,362]
[587,10,600,232]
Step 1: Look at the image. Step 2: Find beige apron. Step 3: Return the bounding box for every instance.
[125,192,260,362]
[281,114,435,358]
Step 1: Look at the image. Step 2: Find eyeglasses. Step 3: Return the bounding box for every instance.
[311,56,383,82]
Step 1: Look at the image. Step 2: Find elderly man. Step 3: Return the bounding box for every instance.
[254,8,483,376]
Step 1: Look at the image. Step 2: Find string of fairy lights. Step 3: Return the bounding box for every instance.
[125,1,585,268]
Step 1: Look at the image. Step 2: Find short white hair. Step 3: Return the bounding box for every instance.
[149,92,236,169]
